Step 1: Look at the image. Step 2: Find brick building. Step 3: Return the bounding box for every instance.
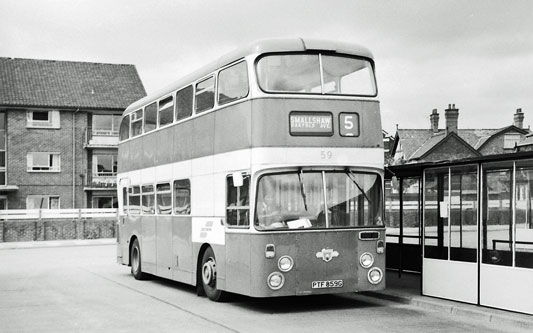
[0,58,146,209]
[390,105,529,164]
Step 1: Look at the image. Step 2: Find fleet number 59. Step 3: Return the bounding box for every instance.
[321,151,332,159]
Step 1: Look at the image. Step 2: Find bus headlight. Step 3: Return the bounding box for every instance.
[360,252,374,268]
[368,267,383,284]
[278,255,294,272]
[267,272,285,290]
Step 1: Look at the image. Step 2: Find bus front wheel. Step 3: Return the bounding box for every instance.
[131,238,148,280]
[200,247,227,302]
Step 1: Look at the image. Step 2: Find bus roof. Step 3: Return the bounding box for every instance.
[124,38,374,114]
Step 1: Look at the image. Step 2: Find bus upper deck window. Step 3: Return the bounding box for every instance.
[144,102,157,133]
[158,96,174,127]
[321,55,376,96]
[195,76,215,113]
[256,54,320,93]
[119,115,130,141]
[131,109,143,137]
[176,85,193,121]
[256,53,376,96]
[218,61,249,105]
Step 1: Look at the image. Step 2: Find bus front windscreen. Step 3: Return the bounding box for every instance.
[256,53,377,96]
[254,170,383,230]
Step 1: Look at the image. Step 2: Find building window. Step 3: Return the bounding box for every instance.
[26,195,60,209]
[27,152,60,172]
[92,114,120,136]
[93,154,117,176]
[26,110,60,129]
[92,196,117,208]
[504,133,521,149]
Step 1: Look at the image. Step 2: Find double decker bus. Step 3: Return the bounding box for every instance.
[117,38,385,301]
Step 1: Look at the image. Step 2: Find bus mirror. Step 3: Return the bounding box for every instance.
[232,172,244,187]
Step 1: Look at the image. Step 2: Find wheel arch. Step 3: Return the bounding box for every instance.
[128,235,139,267]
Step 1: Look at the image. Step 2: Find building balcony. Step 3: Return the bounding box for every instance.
[84,127,119,148]
[85,173,117,190]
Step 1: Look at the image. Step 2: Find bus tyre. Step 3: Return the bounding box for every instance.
[200,247,227,302]
[131,239,148,280]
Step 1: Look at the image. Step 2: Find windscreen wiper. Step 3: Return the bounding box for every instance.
[345,168,372,204]
[298,168,308,211]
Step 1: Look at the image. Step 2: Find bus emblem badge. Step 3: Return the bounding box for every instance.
[316,248,339,262]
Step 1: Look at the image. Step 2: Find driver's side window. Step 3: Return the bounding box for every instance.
[226,174,249,227]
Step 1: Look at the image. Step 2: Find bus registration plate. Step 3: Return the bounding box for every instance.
[311,280,343,289]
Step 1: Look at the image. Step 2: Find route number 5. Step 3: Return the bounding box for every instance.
[339,113,359,137]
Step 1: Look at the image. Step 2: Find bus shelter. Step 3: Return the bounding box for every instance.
[386,152,533,315]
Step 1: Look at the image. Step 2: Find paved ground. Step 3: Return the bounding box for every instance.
[0,240,532,332]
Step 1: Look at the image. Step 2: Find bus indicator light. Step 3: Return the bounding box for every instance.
[265,244,276,259]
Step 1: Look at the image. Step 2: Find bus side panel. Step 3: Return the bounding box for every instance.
[172,216,194,284]
[141,216,157,275]
[153,126,175,166]
[156,216,173,279]
[192,111,215,158]
[118,215,141,265]
[172,119,194,164]
[224,232,252,295]
[214,102,252,154]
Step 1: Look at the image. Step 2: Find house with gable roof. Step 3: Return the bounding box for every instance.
[390,105,529,165]
[0,57,146,209]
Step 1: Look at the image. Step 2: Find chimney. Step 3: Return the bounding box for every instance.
[445,104,459,135]
[430,109,439,133]
[513,108,524,129]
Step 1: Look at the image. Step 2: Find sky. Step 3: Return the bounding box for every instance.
[1,0,532,134]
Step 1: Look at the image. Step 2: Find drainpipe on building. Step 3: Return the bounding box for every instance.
[73,109,79,209]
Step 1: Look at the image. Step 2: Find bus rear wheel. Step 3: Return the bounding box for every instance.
[131,238,148,280]
[200,247,227,302]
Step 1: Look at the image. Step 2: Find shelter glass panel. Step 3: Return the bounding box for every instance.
[450,165,478,263]
[424,168,449,260]
[385,179,400,243]
[482,163,513,267]
[514,160,533,269]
